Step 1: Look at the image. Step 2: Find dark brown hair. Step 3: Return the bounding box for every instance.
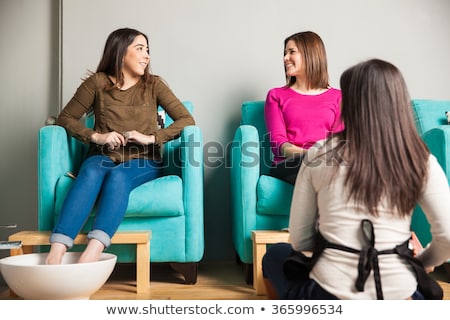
[96,28,153,89]
[331,59,429,216]
[284,31,329,89]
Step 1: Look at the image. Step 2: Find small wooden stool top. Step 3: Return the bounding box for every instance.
[8,230,151,245]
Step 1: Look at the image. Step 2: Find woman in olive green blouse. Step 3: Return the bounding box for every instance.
[46,28,194,264]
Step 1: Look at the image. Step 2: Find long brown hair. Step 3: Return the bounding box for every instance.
[331,59,429,216]
[284,31,329,90]
[96,28,153,90]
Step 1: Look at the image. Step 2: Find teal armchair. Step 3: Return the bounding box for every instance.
[230,101,294,282]
[411,99,450,246]
[38,101,204,283]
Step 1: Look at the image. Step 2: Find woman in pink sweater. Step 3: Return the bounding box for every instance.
[265,31,344,184]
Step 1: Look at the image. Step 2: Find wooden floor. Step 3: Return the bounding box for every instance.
[1,261,450,300]
[0,261,264,300]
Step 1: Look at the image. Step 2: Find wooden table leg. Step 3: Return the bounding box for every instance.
[136,240,150,293]
[253,242,267,295]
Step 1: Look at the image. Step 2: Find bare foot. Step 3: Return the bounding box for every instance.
[78,239,105,263]
[45,242,67,265]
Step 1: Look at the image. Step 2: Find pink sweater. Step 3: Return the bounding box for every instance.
[264,86,344,163]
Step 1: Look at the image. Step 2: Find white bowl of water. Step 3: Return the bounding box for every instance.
[0,252,116,299]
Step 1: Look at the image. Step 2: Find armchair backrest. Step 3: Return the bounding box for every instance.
[241,101,273,175]
[160,101,194,176]
[412,99,450,135]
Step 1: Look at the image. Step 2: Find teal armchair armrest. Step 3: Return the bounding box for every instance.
[38,125,87,231]
[180,125,204,261]
[230,125,261,264]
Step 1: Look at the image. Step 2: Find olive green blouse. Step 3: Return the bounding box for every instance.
[57,72,195,163]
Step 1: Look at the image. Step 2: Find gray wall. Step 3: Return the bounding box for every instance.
[0,0,59,262]
[1,0,450,263]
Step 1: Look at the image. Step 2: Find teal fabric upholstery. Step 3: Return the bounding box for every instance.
[411,99,450,246]
[38,101,204,266]
[257,175,293,216]
[230,101,294,266]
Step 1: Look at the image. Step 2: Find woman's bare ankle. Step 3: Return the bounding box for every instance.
[78,239,105,263]
[45,242,67,265]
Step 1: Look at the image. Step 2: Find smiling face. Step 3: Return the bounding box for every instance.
[122,35,149,79]
[284,40,304,78]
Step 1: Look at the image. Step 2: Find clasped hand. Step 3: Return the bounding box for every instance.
[91,130,155,150]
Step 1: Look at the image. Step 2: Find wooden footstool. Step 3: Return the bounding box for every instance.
[8,230,151,294]
[252,230,290,295]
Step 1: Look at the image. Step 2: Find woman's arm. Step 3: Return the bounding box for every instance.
[265,90,306,160]
[415,155,450,269]
[152,78,195,145]
[265,90,289,159]
[56,75,97,144]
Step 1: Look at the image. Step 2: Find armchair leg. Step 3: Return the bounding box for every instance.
[170,262,198,284]
[234,251,253,285]
[245,263,253,285]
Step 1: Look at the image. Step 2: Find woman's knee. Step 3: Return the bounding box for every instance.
[264,243,293,263]
[262,242,293,277]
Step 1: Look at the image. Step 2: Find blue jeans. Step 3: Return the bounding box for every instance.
[262,242,425,300]
[50,155,161,249]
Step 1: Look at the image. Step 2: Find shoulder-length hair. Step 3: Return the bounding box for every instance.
[96,28,153,90]
[332,59,429,216]
[284,31,329,89]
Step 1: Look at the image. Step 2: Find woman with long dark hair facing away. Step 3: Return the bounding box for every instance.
[262,59,450,299]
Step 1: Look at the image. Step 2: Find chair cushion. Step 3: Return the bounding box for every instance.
[256,175,294,216]
[55,175,184,218]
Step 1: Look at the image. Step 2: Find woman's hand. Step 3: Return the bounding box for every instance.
[90,131,126,150]
[123,130,155,145]
[410,232,423,257]
[281,142,307,159]
[410,232,435,273]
